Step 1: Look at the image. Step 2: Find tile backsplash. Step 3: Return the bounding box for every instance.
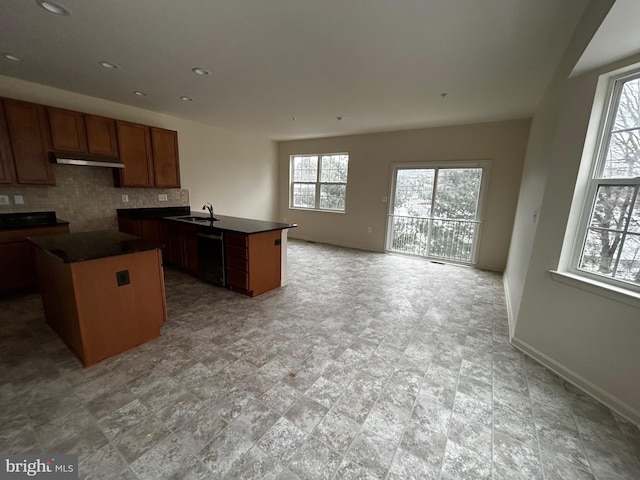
[0,164,190,231]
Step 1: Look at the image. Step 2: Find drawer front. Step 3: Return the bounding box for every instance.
[226,232,248,248]
[226,244,248,260]
[226,256,248,272]
[227,268,249,290]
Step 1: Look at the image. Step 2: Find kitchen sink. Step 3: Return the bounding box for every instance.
[177,216,219,222]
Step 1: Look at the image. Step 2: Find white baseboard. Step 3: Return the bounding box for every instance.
[288,234,385,253]
[510,336,640,426]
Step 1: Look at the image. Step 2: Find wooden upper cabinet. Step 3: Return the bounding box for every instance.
[85,114,118,157]
[115,121,153,187]
[48,108,118,158]
[48,107,87,153]
[151,127,180,188]
[2,98,55,185]
[0,103,16,184]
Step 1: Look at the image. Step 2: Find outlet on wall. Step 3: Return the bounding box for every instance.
[367,226,372,233]
[0,195,8,205]
[121,194,129,203]
[158,194,168,202]
[14,195,24,205]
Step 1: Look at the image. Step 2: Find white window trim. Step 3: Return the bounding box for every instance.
[550,270,640,309]
[289,152,349,213]
[555,64,640,304]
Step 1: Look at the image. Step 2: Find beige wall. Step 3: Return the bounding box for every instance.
[278,120,531,272]
[0,75,278,230]
[505,0,640,422]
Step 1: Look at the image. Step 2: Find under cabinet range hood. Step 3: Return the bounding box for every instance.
[52,152,125,168]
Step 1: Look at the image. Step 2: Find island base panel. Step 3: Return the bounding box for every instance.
[36,248,166,366]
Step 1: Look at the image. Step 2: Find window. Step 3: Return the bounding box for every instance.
[572,72,640,290]
[290,153,349,211]
[387,162,489,264]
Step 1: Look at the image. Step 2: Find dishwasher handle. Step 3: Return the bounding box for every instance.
[197,233,223,241]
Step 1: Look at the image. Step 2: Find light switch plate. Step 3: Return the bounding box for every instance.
[14,195,24,205]
[0,195,8,205]
[158,194,168,202]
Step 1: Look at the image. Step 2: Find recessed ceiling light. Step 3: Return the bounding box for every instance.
[99,61,120,69]
[2,53,23,62]
[134,91,147,97]
[36,1,71,16]
[192,67,210,76]
[180,96,193,102]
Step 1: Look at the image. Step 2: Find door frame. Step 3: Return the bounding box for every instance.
[385,160,492,265]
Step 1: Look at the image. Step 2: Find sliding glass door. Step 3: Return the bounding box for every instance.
[386,162,488,264]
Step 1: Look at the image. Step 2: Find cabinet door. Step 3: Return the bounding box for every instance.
[0,103,16,184]
[150,127,180,188]
[0,223,70,293]
[115,121,153,187]
[2,99,55,185]
[117,217,142,237]
[183,232,198,274]
[85,114,118,157]
[0,241,36,291]
[141,219,161,244]
[47,107,87,153]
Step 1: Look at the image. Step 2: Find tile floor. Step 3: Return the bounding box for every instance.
[1,239,639,480]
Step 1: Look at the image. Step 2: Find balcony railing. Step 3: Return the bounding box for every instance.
[387,215,479,264]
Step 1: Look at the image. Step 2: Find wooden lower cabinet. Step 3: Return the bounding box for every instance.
[0,224,70,294]
[226,230,281,297]
[118,217,161,244]
[119,217,283,296]
[162,221,198,274]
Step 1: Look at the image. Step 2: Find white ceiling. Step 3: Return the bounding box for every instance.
[0,0,589,141]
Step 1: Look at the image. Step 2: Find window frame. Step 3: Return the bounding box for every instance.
[385,160,491,265]
[289,152,349,212]
[567,69,640,294]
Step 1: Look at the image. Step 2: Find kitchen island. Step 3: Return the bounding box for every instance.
[29,230,166,366]
[117,207,296,297]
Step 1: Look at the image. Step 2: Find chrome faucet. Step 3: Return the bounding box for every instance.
[202,202,214,220]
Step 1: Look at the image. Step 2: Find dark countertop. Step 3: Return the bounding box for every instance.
[28,230,161,263]
[0,211,69,230]
[117,207,296,234]
[163,212,297,234]
[117,206,190,219]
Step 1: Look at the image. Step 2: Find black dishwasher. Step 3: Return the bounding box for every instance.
[197,231,225,286]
